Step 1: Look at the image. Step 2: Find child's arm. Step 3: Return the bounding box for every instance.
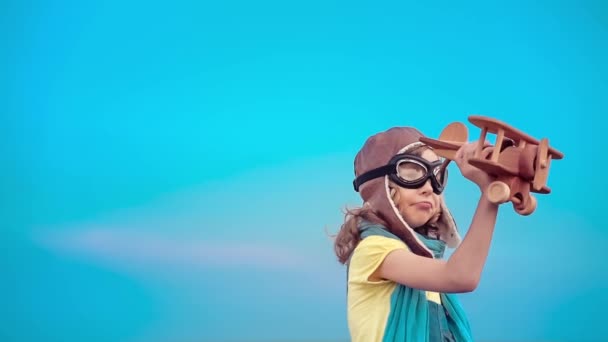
[376,142,500,293]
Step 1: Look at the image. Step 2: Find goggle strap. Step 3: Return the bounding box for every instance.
[353,164,395,192]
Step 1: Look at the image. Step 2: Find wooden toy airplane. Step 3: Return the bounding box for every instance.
[420,115,564,215]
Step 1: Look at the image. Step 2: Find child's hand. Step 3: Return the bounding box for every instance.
[453,141,495,192]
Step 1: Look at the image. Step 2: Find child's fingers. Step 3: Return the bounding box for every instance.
[455,145,464,161]
[461,142,475,158]
[455,142,478,166]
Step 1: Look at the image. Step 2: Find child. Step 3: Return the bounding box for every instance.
[334,126,499,342]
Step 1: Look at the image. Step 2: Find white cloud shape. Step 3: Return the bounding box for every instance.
[35,227,312,271]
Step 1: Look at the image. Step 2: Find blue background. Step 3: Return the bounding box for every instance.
[2,0,606,341]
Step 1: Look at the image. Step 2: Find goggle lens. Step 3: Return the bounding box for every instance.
[397,160,427,182]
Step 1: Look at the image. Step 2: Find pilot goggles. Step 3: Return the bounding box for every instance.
[353,153,448,195]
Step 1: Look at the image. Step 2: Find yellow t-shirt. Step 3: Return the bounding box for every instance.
[347,235,441,342]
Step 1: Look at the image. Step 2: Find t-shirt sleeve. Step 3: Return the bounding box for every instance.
[348,235,409,285]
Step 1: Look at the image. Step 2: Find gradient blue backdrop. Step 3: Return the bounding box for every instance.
[3,1,607,341]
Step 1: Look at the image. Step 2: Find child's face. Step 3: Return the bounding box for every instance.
[394,149,442,228]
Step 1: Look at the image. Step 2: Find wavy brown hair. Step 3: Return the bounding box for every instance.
[333,205,387,264]
[333,144,432,264]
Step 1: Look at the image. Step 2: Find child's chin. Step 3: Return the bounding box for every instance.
[408,219,429,229]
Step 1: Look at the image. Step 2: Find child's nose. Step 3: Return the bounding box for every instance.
[419,179,433,194]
